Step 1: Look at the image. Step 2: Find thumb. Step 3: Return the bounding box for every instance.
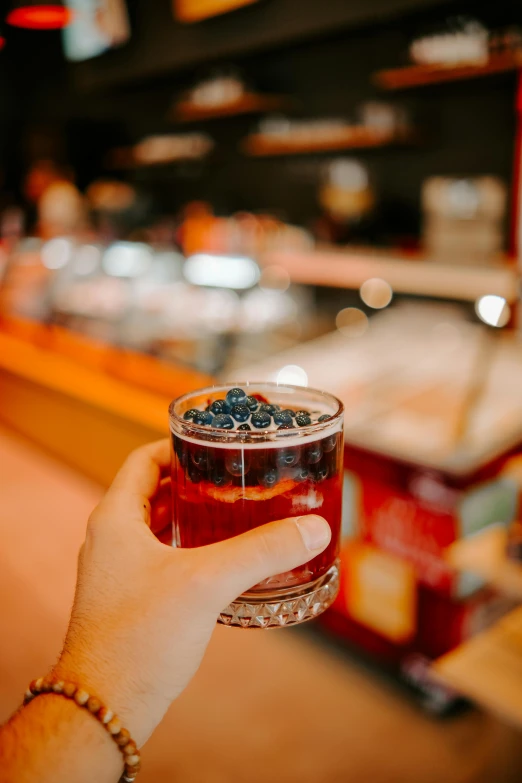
[197,515,331,609]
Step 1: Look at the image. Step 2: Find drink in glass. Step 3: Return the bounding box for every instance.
[169,382,344,628]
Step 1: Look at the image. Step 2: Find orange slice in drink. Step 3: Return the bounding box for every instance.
[203,478,297,503]
[176,476,298,504]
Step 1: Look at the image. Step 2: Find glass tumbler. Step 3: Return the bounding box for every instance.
[169,382,344,628]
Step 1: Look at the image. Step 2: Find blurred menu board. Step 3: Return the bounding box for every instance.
[173,0,259,23]
[63,0,130,62]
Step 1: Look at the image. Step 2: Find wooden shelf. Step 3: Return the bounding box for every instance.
[106,145,212,170]
[242,128,415,157]
[446,526,522,600]
[374,51,522,90]
[259,247,520,304]
[433,606,522,729]
[172,93,287,123]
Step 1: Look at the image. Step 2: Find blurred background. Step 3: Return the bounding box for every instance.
[2,0,522,780]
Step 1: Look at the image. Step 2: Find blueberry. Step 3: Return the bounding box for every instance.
[226,387,247,407]
[238,423,251,431]
[273,410,294,426]
[211,468,230,487]
[259,468,279,488]
[295,410,309,417]
[322,434,337,453]
[277,423,295,430]
[191,447,209,470]
[209,399,231,415]
[231,404,250,423]
[245,396,259,412]
[304,442,323,464]
[213,414,235,430]
[318,414,330,423]
[188,463,203,484]
[276,446,299,468]
[183,408,200,421]
[284,408,296,418]
[259,403,280,415]
[312,463,329,482]
[295,414,312,427]
[251,411,271,429]
[293,467,310,482]
[226,450,250,477]
[192,410,213,426]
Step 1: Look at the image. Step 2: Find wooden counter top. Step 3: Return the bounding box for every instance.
[0,320,212,484]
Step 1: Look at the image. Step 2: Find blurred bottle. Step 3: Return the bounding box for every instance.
[38,181,86,240]
[24,159,86,240]
[315,159,375,244]
[86,179,139,243]
[422,177,507,265]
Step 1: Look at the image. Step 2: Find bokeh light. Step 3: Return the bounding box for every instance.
[103,242,153,278]
[336,307,369,337]
[7,5,74,30]
[74,245,101,276]
[184,254,259,289]
[259,265,291,292]
[41,237,73,270]
[360,277,393,309]
[276,365,309,386]
[475,295,511,328]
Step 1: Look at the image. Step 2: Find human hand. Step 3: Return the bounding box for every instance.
[53,440,331,746]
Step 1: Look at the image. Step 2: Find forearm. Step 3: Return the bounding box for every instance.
[0,694,123,783]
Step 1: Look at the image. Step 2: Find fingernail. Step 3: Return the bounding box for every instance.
[295,515,331,551]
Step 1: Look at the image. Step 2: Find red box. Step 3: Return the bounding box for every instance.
[323,444,520,709]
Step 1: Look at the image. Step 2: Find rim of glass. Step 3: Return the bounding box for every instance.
[169,381,344,443]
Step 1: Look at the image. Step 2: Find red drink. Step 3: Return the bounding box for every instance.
[169,383,344,628]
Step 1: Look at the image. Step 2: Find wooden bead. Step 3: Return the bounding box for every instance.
[125,757,141,771]
[29,678,42,694]
[107,717,122,735]
[98,707,113,724]
[24,690,35,703]
[74,689,89,706]
[52,681,65,694]
[87,696,101,714]
[115,728,131,747]
[123,740,137,757]
[40,680,53,693]
[63,682,77,698]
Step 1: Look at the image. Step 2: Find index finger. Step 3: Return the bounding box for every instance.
[107,439,171,502]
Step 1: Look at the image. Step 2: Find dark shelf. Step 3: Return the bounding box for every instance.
[374,51,522,90]
[242,128,417,156]
[172,93,287,123]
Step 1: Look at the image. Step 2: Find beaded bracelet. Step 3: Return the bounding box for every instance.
[23,677,141,782]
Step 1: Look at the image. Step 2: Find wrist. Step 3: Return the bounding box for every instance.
[10,693,123,783]
[52,650,154,747]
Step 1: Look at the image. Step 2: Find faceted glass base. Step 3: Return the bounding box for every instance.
[218,560,340,629]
